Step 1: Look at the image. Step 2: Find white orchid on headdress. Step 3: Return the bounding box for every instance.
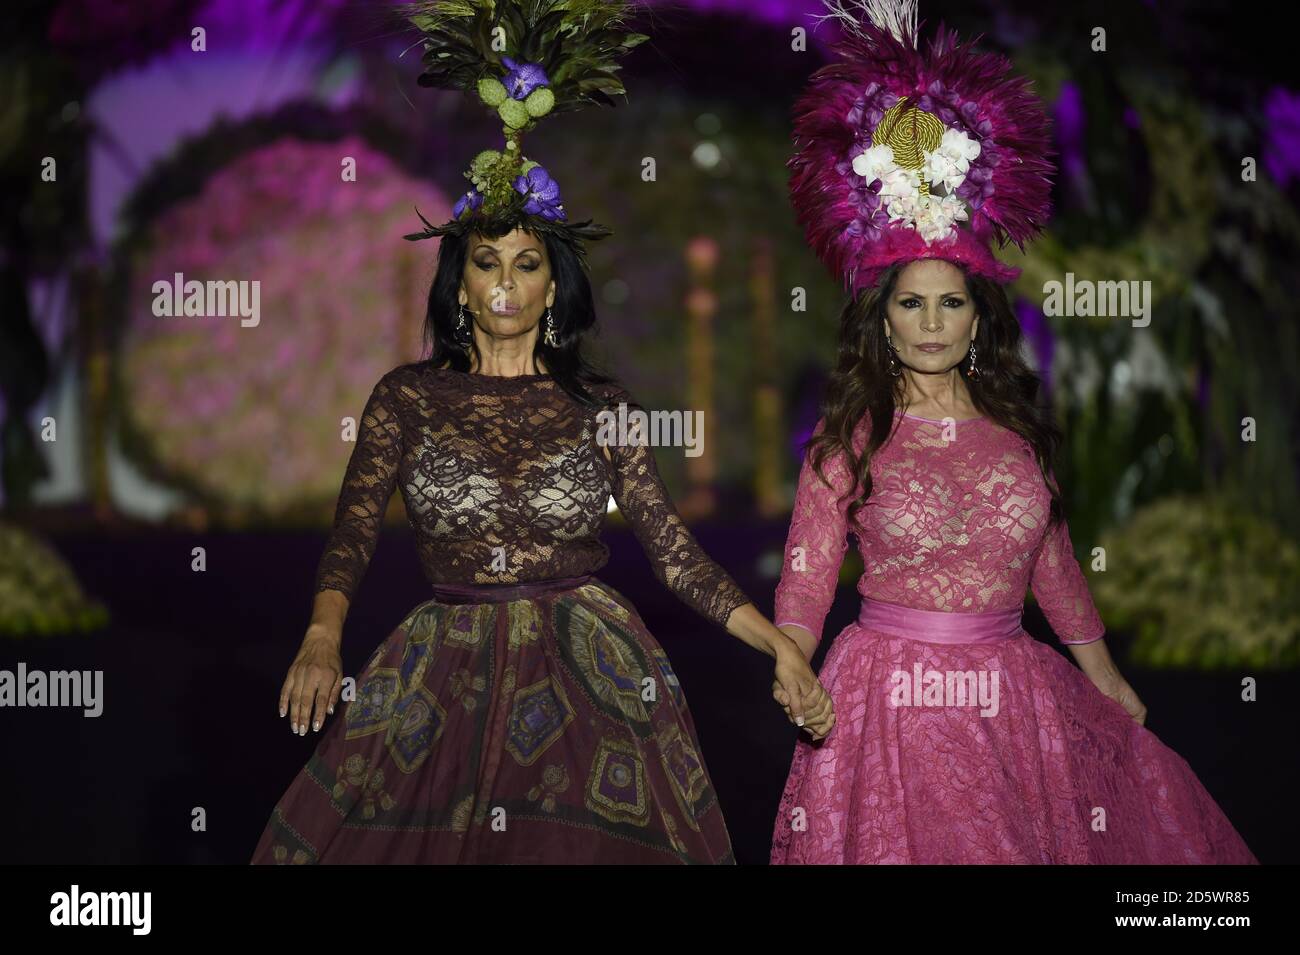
[923,127,982,194]
[790,0,1057,293]
[850,127,979,242]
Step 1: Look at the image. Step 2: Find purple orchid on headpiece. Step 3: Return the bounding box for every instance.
[453,187,484,219]
[515,165,566,221]
[501,56,550,100]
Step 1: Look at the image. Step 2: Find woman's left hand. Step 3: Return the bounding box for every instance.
[1092,672,1148,726]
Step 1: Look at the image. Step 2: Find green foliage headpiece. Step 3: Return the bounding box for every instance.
[398,0,648,252]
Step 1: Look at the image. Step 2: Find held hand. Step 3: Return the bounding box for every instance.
[772,646,835,740]
[279,624,344,735]
[772,677,835,740]
[1092,671,1148,726]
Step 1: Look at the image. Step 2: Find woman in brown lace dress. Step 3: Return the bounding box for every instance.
[249,226,833,864]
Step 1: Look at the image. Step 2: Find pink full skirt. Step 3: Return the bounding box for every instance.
[770,622,1260,864]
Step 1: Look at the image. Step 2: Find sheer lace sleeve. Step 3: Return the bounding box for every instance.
[314,372,405,602]
[772,417,856,646]
[599,387,750,629]
[1028,495,1105,645]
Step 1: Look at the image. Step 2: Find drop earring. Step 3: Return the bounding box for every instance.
[966,340,981,380]
[885,336,903,377]
[543,306,558,347]
[456,304,473,346]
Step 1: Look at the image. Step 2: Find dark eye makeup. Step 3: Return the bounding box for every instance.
[900,296,966,307]
[474,256,540,271]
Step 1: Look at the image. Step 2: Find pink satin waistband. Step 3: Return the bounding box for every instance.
[856,596,1023,645]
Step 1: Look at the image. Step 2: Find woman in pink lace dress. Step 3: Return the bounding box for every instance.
[769,0,1258,864]
[767,258,1259,864]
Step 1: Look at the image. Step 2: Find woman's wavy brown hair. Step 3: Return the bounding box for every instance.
[807,260,1065,532]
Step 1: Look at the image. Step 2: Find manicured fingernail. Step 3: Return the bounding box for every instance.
[279,707,286,717]
[796,716,805,726]
[313,720,320,731]
[290,723,297,733]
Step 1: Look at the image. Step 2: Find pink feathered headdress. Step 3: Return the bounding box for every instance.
[789,0,1057,295]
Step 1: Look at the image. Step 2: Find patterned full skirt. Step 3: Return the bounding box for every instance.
[250,577,734,864]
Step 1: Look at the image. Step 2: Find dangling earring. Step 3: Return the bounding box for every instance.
[966,340,981,380]
[543,306,558,347]
[885,336,903,377]
[456,304,473,346]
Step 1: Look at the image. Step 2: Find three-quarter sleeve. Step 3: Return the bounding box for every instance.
[1028,493,1105,645]
[772,417,856,646]
[599,387,750,629]
[314,373,405,602]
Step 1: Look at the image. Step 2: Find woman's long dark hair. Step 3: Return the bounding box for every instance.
[419,225,614,407]
[809,259,1065,532]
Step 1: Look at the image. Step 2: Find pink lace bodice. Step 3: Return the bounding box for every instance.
[773,410,1105,645]
[313,362,751,629]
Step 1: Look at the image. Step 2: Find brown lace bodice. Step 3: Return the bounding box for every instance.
[314,362,750,629]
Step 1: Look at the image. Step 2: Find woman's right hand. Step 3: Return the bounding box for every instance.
[772,643,836,740]
[280,624,344,735]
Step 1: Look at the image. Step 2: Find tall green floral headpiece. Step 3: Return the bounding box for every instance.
[398,0,648,250]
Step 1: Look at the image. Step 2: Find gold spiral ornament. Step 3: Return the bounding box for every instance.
[872,97,943,199]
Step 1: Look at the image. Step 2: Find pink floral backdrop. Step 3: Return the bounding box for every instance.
[119,136,447,515]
